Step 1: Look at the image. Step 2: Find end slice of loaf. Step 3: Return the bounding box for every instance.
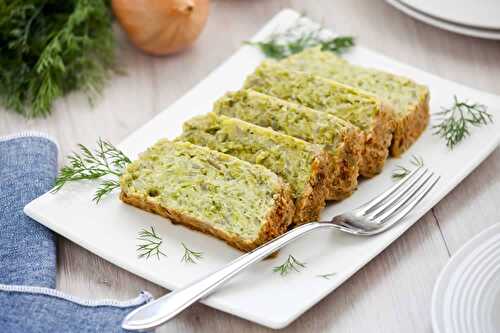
[244,61,394,178]
[280,47,430,157]
[120,140,295,252]
[214,89,362,200]
[177,113,333,225]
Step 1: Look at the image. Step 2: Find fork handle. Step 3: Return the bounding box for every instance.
[122,221,329,331]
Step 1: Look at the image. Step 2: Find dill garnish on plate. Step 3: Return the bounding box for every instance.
[53,138,130,203]
[392,155,424,180]
[433,96,493,149]
[247,17,354,59]
[273,255,306,276]
[181,243,203,264]
[317,272,337,280]
[137,227,166,260]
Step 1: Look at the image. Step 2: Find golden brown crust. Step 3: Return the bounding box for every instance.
[259,186,296,246]
[327,126,363,200]
[359,102,395,178]
[292,150,333,225]
[390,89,430,157]
[120,182,295,253]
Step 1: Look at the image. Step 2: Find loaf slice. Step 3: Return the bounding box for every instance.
[214,89,362,200]
[177,113,333,225]
[280,47,430,157]
[120,140,295,252]
[244,61,394,177]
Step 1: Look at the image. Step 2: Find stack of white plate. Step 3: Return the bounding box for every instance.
[386,0,500,40]
[432,224,500,333]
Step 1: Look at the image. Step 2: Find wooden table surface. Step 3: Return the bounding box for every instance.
[2,1,500,332]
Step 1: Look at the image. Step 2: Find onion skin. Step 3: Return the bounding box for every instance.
[112,0,210,56]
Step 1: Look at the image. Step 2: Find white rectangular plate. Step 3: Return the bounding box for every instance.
[25,9,500,329]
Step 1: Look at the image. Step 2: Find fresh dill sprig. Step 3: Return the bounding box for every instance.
[93,179,122,203]
[52,138,131,203]
[247,17,354,59]
[273,255,306,276]
[181,242,203,264]
[392,155,424,180]
[0,0,117,118]
[433,96,493,149]
[317,272,337,280]
[320,36,354,53]
[137,227,166,260]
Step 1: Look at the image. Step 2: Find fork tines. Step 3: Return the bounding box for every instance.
[361,166,440,226]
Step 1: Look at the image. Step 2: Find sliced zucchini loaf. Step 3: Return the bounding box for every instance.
[244,61,394,177]
[120,140,295,252]
[177,113,333,224]
[280,47,430,157]
[214,89,362,200]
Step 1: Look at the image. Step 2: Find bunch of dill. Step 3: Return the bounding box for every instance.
[0,0,117,118]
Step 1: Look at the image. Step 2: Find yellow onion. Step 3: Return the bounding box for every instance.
[112,0,210,55]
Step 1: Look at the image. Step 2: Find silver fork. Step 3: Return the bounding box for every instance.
[122,166,439,331]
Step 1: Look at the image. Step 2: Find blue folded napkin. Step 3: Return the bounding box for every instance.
[0,133,152,333]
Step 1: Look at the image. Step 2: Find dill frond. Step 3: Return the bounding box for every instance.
[247,17,354,59]
[93,179,121,204]
[53,138,130,202]
[392,155,424,180]
[137,227,166,260]
[0,0,117,117]
[317,272,336,280]
[433,96,493,149]
[273,255,306,276]
[181,242,203,264]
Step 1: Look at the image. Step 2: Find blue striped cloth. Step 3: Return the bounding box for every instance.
[0,134,152,333]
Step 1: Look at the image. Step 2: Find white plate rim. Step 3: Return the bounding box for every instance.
[386,0,500,40]
[398,0,500,30]
[431,223,500,333]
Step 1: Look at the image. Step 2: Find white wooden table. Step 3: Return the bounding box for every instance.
[2,1,500,332]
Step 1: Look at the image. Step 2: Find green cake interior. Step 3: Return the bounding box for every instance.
[214,89,356,151]
[120,140,283,240]
[280,47,428,118]
[244,61,381,131]
[177,113,320,199]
